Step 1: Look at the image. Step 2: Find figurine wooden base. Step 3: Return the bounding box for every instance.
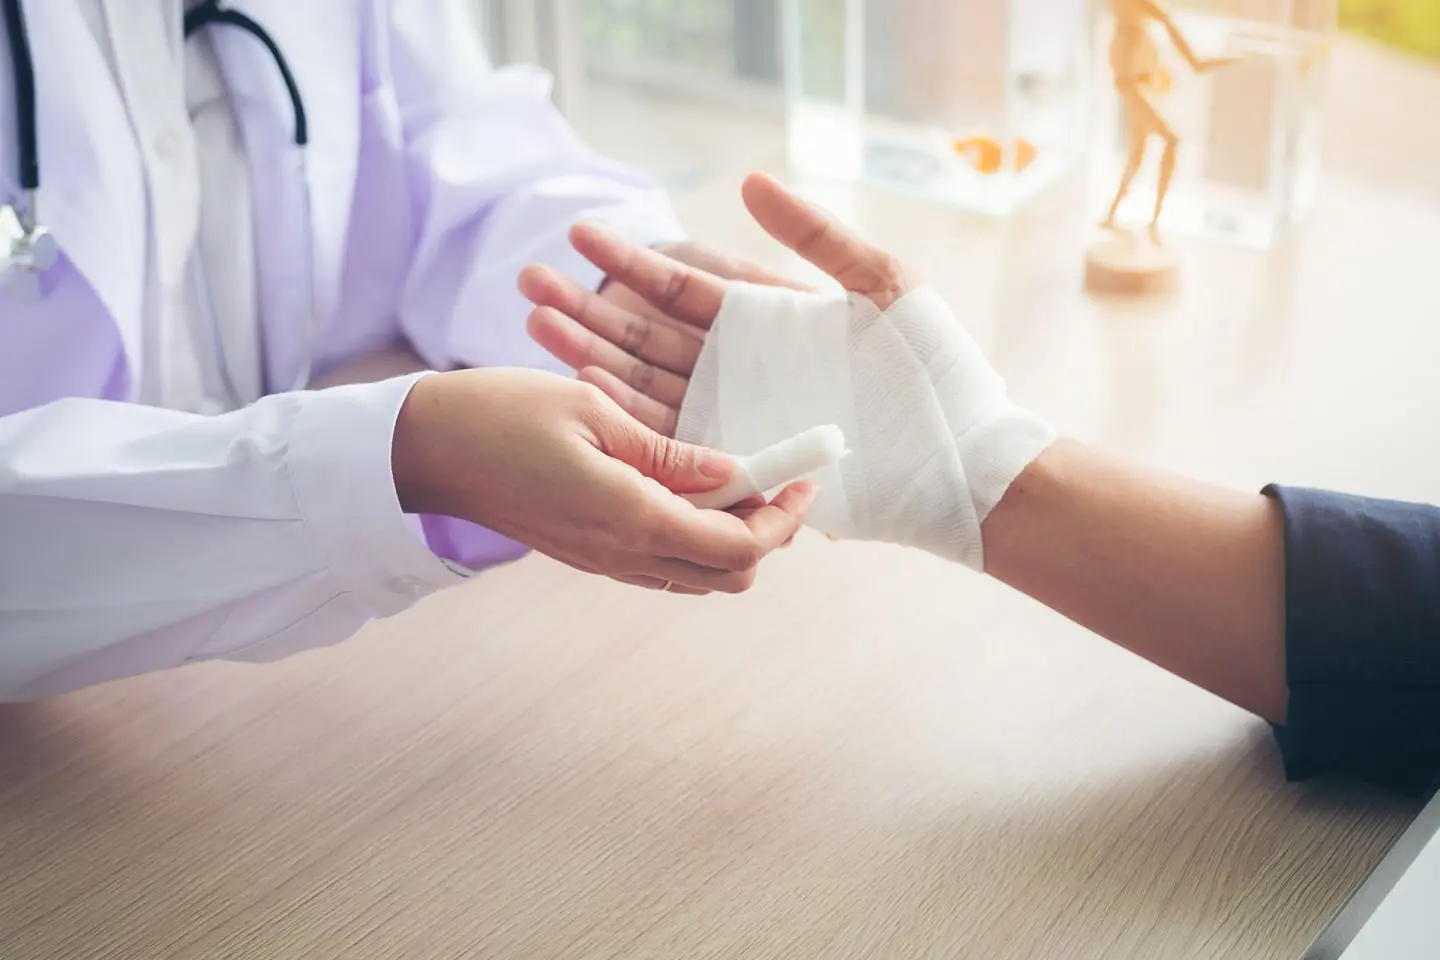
[1084,231,1180,297]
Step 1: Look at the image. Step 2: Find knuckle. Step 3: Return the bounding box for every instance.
[652,439,688,482]
[731,542,764,572]
[876,254,905,285]
[618,314,651,354]
[873,254,911,305]
[572,378,610,413]
[798,217,833,255]
[875,254,909,291]
[628,360,656,394]
[571,380,616,429]
[660,268,691,308]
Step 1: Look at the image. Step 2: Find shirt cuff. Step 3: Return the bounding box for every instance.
[287,373,470,620]
[1263,484,1440,798]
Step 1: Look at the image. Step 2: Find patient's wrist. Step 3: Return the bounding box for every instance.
[956,401,1060,525]
[979,438,1079,577]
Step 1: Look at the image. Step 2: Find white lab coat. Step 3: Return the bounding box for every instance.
[0,0,686,700]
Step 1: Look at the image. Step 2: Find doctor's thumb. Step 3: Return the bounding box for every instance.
[595,412,736,496]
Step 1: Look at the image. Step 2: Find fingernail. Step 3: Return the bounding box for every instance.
[700,452,734,479]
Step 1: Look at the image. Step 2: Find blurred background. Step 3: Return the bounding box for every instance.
[470,1,1440,82]
[460,0,1440,500]
[467,0,787,189]
[1340,0,1440,56]
[466,1,1440,118]
[463,0,1440,207]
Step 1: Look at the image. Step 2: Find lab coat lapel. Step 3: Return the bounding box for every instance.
[206,0,361,387]
[4,3,149,386]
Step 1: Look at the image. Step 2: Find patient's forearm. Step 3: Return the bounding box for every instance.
[981,439,1288,723]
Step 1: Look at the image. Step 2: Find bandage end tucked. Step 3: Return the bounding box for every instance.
[743,424,847,494]
[682,425,849,511]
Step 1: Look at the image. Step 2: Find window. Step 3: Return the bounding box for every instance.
[476,0,782,110]
[579,0,781,87]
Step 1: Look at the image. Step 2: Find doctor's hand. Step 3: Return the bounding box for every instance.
[391,368,815,595]
[521,172,917,436]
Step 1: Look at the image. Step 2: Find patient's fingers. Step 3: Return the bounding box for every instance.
[578,366,680,438]
[527,306,690,410]
[665,242,815,293]
[519,264,703,376]
[569,223,728,329]
[740,172,913,309]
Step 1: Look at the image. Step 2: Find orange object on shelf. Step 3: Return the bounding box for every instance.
[952,135,1038,174]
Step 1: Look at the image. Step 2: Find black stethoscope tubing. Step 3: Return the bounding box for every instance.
[183,0,308,146]
[4,0,308,209]
[2,0,38,197]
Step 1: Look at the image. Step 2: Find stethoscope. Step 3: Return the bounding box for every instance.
[1,0,316,410]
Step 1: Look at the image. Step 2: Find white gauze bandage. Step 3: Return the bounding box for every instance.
[675,282,1057,570]
[684,424,849,511]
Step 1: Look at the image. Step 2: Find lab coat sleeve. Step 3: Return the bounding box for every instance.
[379,0,688,377]
[360,0,687,570]
[0,373,467,701]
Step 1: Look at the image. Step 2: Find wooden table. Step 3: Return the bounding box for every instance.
[3,37,1437,960]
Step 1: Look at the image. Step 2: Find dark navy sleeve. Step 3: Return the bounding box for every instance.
[1263,485,1440,798]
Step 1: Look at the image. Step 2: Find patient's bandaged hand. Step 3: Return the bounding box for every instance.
[675,282,1056,570]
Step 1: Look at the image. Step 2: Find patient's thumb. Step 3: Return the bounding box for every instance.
[741,173,826,249]
[740,172,910,309]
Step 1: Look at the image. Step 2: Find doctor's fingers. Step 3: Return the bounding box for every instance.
[520,264,702,376]
[569,222,728,329]
[628,481,817,593]
[614,575,709,596]
[740,172,914,310]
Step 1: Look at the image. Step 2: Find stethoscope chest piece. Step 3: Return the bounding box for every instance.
[0,202,58,303]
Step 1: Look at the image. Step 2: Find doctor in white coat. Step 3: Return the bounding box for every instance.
[0,0,815,701]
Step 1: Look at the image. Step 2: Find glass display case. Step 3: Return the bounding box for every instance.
[782,0,1093,217]
[1089,0,1338,248]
